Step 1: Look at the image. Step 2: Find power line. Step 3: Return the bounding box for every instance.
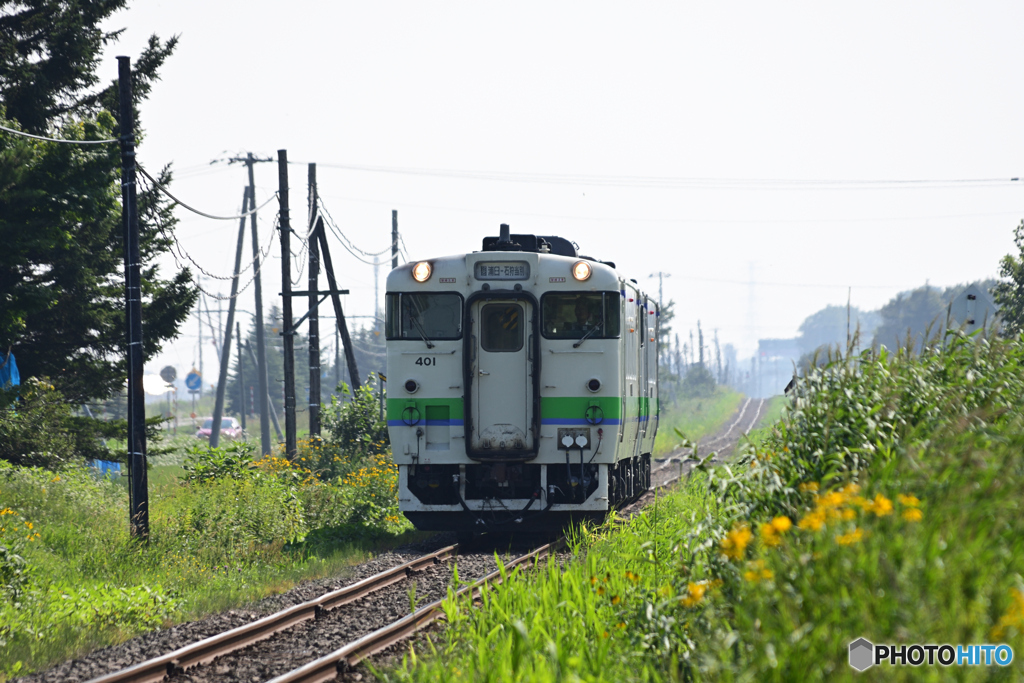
[317,197,399,257]
[0,123,118,145]
[138,165,279,220]
[299,160,1022,191]
[318,192,1024,226]
[138,174,278,301]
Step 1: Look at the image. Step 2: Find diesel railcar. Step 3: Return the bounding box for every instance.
[385,226,659,532]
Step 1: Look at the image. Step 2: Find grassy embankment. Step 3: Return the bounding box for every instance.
[0,392,419,680]
[388,332,1024,682]
[653,387,745,456]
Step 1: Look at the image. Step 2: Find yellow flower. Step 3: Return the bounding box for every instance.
[798,481,819,493]
[798,509,826,532]
[597,586,605,596]
[837,528,864,545]
[902,508,923,522]
[771,516,792,533]
[991,588,1024,641]
[611,595,621,605]
[720,524,753,560]
[743,560,774,583]
[760,524,782,547]
[841,508,857,521]
[869,494,893,517]
[898,494,921,507]
[681,582,708,607]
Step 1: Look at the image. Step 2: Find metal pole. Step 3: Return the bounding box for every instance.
[117,56,148,540]
[307,163,321,437]
[210,187,249,447]
[247,153,273,455]
[278,150,297,457]
[237,321,246,433]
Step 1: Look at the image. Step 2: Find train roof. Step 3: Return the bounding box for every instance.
[479,225,615,269]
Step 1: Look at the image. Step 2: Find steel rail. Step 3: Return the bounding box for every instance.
[267,537,567,683]
[84,543,459,683]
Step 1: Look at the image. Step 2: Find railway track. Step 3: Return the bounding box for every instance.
[651,397,769,488]
[24,399,772,683]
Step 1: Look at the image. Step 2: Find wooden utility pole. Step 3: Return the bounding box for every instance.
[307,164,321,437]
[392,210,399,270]
[315,217,361,389]
[236,321,246,432]
[246,153,273,455]
[210,187,250,447]
[117,56,148,539]
[278,150,297,457]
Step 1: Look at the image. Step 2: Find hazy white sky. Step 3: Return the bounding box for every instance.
[98,1,1024,382]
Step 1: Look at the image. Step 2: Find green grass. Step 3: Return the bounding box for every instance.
[387,333,1024,681]
[0,450,422,679]
[741,395,788,449]
[654,387,744,456]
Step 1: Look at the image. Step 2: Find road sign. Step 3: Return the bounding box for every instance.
[159,365,177,384]
[184,369,202,392]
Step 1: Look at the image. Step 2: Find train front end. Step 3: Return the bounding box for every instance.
[385,229,656,533]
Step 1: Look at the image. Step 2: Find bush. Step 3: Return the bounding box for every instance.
[182,441,258,484]
[321,380,389,461]
[0,379,77,469]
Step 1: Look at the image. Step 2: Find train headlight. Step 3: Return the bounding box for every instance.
[572,261,592,281]
[412,261,432,282]
[404,379,419,393]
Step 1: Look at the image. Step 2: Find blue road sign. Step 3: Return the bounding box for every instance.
[185,369,202,392]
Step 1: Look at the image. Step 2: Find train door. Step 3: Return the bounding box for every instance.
[640,296,649,441]
[469,299,535,454]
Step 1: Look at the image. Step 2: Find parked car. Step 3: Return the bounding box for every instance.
[195,417,243,441]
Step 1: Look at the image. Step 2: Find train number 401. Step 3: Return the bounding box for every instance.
[415,357,436,366]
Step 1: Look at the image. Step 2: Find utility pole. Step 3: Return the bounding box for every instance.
[278,150,297,457]
[210,187,249,447]
[245,340,284,441]
[315,216,361,390]
[197,278,203,398]
[236,321,245,432]
[334,325,340,393]
[117,56,148,540]
[392,210,399,270]
[307,163,321,438]
[648,271,671,309]
[244,152,273,455]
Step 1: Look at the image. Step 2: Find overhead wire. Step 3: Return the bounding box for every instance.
[138,172,278,301]
[138,165,279,220]
[0,123,118,144]
[301,160,1023,191]
[317,197,399,258]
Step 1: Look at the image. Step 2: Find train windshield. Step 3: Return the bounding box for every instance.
[541,292,621,339]
[385,293,463,340]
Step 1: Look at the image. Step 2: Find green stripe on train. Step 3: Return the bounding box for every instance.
[540,396,622,419]
[386,397,464,420]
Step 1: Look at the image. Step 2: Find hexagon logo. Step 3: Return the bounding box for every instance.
[849,638,874,671]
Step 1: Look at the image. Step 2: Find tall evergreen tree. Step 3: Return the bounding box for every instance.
[993,222,1024,336]
[0,1,195,402]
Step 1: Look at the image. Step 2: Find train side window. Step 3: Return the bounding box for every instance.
[385,293,463,340]
[541,292,620,339]
[480,303,524,352]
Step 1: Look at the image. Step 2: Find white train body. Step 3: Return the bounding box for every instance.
[385,230,659,531]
